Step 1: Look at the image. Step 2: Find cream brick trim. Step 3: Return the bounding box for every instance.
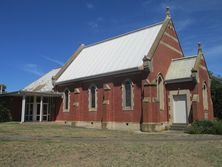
[169,89,191,124]
[164,32,178,42]
[122,79,134,110]
[63,88,70,112]
[88,84,98,112]
[192,94,199,102]
[148,17,171,58]
[200,64,207,71]
[160,41,183,55]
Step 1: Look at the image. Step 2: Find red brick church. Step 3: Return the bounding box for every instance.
[0,8,213,131]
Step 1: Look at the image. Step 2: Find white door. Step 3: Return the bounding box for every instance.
[173,95,187,123]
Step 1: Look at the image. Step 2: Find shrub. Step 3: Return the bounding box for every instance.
[186,120,222,135]
[0,99,11,122]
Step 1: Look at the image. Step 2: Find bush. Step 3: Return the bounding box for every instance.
[187,120,222,135]
[0,99,11,122]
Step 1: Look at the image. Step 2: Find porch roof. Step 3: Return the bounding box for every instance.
[0,90,62,97]
[165,56,197,82]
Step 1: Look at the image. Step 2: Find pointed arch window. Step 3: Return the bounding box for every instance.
[122,80,134,110]
[202,82,208,110]
[157,75,164,110]
[89,84,97,111]
[64,89,70,112]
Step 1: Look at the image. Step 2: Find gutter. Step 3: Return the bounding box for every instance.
[55,67,141,86]
[165,77,194,84]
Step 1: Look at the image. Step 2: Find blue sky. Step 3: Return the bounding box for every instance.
[0,0,222,91]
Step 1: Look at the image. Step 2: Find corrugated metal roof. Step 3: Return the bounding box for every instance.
[56,23,163,83]
[23,68,60,92]
[165,56,197,81]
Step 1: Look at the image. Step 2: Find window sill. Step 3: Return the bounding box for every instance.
[89,108,97,112]
[63,109,69,112]
[123,107,133,111]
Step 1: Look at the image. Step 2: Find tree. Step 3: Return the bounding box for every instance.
[0,98,11,122]
[210,72,222,119]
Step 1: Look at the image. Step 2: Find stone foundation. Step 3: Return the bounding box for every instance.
[141,122,169,132]
[56,120,169,132]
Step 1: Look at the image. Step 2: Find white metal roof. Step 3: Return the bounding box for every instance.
[165,56,197,81]
[56,23,163,83]
[23,68,60,92]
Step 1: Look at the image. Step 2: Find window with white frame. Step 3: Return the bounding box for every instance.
[157,75,164,110]
[64,89,70,111]
[202,82,208,110]
[122,80,134,110]
[89,84,97,111]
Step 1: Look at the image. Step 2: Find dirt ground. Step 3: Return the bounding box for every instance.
[0,122,222,167]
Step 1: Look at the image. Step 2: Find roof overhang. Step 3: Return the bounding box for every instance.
[0,91,63,97]
[165,77,195,84]
[55,67,143,86]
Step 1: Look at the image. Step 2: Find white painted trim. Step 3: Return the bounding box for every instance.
[21,95,26,123]
[33,96,37,121]
[40,96,43,122]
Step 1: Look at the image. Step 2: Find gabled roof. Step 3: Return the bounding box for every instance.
[23,68,61,92]
[165,56,197,81]
[56,22,163,84]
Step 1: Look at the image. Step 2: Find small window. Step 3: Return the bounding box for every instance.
[64,89,70,111]
[157,75,164,110]
[122,80,134,110]
[89,84,97,111]
[202,82,208,110]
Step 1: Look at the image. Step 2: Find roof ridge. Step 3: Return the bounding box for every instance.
[172,55,197,61]
[84,21,164,48]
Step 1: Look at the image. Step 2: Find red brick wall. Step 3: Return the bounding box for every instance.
[195,56,214,120]
[55,73,145,123]
[142,21,183,123]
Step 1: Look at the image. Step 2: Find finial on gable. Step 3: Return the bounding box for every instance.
[197,42,203,55]
[166,7,171,18]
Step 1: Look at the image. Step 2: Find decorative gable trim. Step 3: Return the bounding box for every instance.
[52,44,85,82]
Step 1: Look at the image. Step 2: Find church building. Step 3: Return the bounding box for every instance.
[0,8,214,131]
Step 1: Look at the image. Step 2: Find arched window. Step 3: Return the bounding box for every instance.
[89,84,97,111]
[202,82,208,110]
[122,80,134,110]
[64,89,70,111]
[157,75,164,110]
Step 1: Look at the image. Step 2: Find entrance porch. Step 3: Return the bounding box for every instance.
[20,92,62,123]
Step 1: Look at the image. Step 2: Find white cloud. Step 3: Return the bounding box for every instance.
[87,17,104,29]
[86,3,94,9]
[206,45,222,57]
[41,56,63,66]
[88,21,98,29]
[175,18,193,32]
[22,64,43,76]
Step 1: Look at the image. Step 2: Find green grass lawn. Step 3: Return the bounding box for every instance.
[0,122,222,167]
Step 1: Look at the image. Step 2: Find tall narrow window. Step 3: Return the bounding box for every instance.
[64,89,70,111]
[157,75,164,110]
[89,84,97,111]
[122,80,134,110]
[202,83,208,110]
